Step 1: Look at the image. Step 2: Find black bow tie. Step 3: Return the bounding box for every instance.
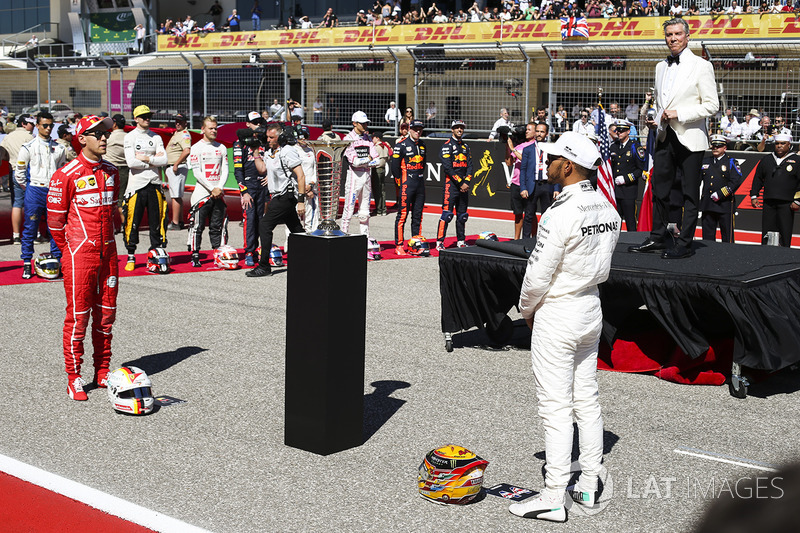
[666,54,680,66]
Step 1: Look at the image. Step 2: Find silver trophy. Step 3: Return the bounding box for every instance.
[308,140,348,236]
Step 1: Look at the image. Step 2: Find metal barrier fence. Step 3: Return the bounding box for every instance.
[293,48,399,133]
[0,42,798,139]
[408,44,530,136]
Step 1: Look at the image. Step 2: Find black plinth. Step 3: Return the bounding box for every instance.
[284,233,367,455]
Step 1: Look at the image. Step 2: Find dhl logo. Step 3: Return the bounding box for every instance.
[340,28,391,43]
[277,31,322,46]
[413,26,467,41]
[491,23,550,40]
[164,33,259,48]
[585,17,752,38]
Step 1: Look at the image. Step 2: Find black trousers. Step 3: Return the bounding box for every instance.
[188,196,228,252]
[649,127,704,248]
[395,177,425,246]
[243,180,269,256]
[531,181,553,214]
[123,182,167,254]
[762,199,794,247]
[257,193,304,269]
[702,204,735,243]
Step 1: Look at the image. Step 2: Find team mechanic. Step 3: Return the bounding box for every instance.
[435,119,472,251]
[47,115,119,401]
[510,132,620,523]
[233,112,269,266]
[123,104,168,271]
[391,119,427,255]
[16,111,66,279]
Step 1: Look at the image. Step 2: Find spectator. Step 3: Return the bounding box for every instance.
[630,1,646,16]
[227,9,241,31]
[251,1,262,31]
[469,2,482,21]
[770,0,783,12]
[300,15,313,29]
[385,101,401,127]
[400,106,414,126]
[312,97,324,124]
[425,101,437,128]
[586,1,602,16]
[319,8,338,27]
[726,0,743,13]
[489,108,512,141]
[209,0,223,28]
[357,9,368,25]
[26,34,38,47]
[134,24,145,53]
[743,0,754,12]
[710,0,724,14]
[269,98,283,120]
[286,15,298,29]
[686,3,700,15]
[759,0,770,13]
[573,110,595,135]
[433,8,449,22]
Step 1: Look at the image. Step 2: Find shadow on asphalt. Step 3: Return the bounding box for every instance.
[363,380,411,443]
[747,366,800,398]
[123,346,207,376]
[449,318,531,352]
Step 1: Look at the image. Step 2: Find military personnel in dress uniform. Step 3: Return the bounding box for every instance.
[750,133,800,247]
[610,119,647,231]
[700,134,742,242]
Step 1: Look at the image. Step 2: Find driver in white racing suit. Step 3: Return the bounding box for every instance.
[341,110,379,236]
[511,132,621,523]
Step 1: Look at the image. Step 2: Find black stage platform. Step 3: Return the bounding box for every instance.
[439,232,800,395]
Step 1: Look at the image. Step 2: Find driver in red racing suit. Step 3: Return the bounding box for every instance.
[47,115,119,401]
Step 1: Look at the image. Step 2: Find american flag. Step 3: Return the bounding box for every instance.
[595,105,617,208]
[637,128,657,231]
[560,17,589,39]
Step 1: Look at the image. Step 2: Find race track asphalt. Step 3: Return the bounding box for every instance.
[1,206,799,533]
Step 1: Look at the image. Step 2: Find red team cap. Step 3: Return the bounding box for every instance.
[75,115,113,137]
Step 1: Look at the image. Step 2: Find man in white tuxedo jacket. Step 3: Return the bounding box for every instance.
[629,18,718,259]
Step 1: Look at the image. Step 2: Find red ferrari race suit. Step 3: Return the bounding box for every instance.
[47,153,120,378]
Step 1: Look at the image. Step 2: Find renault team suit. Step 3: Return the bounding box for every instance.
[123,125,168,255]
[47,143,119,386]
[391,133,426,247]
[16,134,67,262]
[187,137,229,253]
[436,132,472,245]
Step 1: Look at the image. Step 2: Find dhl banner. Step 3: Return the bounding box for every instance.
[159,14,800,51]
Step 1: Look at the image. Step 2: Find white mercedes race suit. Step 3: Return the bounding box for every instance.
[341,129,378,236]
[518,179,620,495]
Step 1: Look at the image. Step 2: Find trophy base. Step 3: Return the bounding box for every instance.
[311,219,346,237]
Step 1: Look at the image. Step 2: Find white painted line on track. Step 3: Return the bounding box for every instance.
[0,453,214,533]
[674,447,779,472]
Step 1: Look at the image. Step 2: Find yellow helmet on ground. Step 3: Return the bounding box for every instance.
[418,444,489,505]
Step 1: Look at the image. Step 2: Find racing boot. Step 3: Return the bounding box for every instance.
[191,252,201,268]
[125,254,135,271]
[22,261,32,279]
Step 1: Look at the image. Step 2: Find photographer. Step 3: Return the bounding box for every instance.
[756,115,776,153]
[234,112,269,267]
[246,123,307,278]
